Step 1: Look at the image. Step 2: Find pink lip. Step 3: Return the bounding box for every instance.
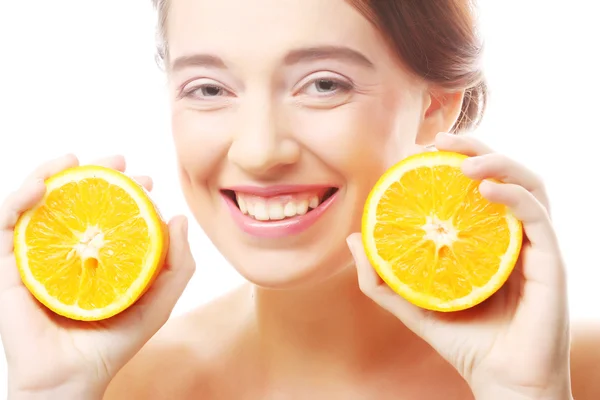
[221,185,339,238]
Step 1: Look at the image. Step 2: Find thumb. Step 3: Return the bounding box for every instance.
[347,233,428,337]
[121,215,196,337]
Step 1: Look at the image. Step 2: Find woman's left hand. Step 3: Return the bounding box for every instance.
[347,132,571,400]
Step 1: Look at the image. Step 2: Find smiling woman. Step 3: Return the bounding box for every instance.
[157,0,486,293]
[0,0,599,399]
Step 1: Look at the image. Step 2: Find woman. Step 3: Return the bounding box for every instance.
[1,0,599,398]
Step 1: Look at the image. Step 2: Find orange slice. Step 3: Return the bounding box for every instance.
[14,166,169,321]
[362,151,523,312]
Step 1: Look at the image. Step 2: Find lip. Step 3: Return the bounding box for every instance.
[221,185,339,238]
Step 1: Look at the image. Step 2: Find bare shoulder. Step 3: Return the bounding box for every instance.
[570,320,600,399]
[103,284,253,400]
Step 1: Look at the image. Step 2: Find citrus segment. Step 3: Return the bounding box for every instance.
[362,151,523,312]
[14,166,169,321]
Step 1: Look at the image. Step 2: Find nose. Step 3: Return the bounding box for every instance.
[227,101,300,176]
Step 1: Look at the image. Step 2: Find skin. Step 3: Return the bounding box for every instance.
[0,0,599,399]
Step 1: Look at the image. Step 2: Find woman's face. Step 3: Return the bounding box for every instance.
[166,0,457,288]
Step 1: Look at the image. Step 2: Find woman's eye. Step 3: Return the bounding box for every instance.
[193,85,227,97]
[314,79,338,92]
[180,80,233,100]
[301,78,351,96]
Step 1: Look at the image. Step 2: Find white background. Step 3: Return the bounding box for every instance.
[0,0,599,395]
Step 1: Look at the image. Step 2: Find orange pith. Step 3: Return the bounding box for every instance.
[362,151,523,312]
[14,166,169,321]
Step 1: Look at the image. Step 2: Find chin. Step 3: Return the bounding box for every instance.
[221,242,355,290]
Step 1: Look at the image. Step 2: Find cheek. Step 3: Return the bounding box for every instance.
[171,107,232,183]
[289,99,417,183]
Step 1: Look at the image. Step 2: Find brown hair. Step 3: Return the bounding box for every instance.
[151,0,486,133]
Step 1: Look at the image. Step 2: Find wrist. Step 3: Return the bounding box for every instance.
[470,364,573,400]
[7,366,108,400]
[8,380,106,400]
[473,383,573,400]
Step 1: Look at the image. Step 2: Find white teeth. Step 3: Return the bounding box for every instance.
[283,202,297,217]
[237,196,247,214]
[235,190,330,221]
[253,202,269,221]
[296,200,309,215]
[268,204,285,220]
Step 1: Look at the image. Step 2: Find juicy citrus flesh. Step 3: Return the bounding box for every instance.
[362,151,523,312]
[14,166,168,321]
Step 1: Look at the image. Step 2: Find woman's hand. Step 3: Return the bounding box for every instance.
[347,132,571,400]
[0,154,196,399]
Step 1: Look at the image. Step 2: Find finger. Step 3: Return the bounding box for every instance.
[0,154,79,255]
[347,233,385,291]
[436,133,552,215]
[482,180,568,335]
[479,181,558,254]
[23,153,80,185]
[462,153,550,212]
[479,180,563,295]
[347,233,427,336]
[122,216,195,337]
[0,181,46,234]
[132,175,154,192]
[86,156,153,192]
[434,132,494,156]
[0,183,46,257]
[88,155,127,172]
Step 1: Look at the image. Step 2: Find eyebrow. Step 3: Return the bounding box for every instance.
[170,54,227,72]
[283,46,374,68]
[170,45,374,73]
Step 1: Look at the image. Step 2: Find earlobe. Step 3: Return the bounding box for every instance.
[416,89,465,146]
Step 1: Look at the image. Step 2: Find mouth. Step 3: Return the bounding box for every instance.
[219,185,340,238]
[221,187,338,221]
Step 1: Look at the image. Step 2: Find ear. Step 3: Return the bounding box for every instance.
[415,88,464,146]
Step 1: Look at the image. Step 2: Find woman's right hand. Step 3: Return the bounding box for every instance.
[0,154,196,400]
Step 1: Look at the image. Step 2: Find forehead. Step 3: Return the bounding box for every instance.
[167,0,387,63]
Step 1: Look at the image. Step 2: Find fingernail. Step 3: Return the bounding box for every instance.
[64,153,78,162]
[461,156,480,171]
[346,236,357,258]
[478,180,496,196]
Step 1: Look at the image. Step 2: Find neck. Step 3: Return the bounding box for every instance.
[251,264,432,378]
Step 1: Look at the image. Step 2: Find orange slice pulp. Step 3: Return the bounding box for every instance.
[361,151,523,312]
[14,165,169,321]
